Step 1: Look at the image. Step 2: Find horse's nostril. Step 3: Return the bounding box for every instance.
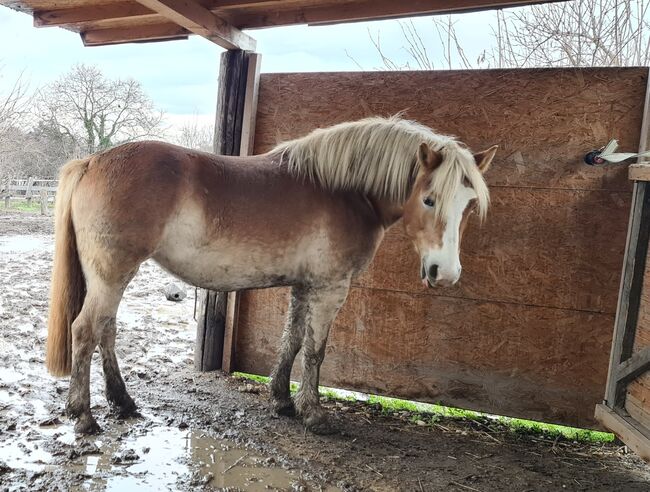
[428,264,439,280]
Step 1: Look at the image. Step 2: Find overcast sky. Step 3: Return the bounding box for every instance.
[0,6,501,129]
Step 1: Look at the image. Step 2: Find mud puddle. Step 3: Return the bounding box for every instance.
[0,235,52,255]
[2,416,300,491]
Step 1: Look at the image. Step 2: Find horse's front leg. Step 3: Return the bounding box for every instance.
[294,280,350,434]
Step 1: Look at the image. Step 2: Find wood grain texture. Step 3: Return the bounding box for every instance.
[233,68,648,428]
[356,188,630,313]
[237,287,614,427]
[254,69,645,191]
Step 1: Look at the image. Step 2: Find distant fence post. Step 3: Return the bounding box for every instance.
[3,196,9,209]
[25,177,34,206]
[40,190,48,215]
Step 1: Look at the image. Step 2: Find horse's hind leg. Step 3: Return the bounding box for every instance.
[293,280,350,434]
[100,315,138,418]
[270,286,309,416]
[67,277,131,434]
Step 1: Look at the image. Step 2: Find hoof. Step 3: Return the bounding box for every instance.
[74,415,101,435]
[111,399,140,419]
[272,399,296,417]
[303,411,336,435]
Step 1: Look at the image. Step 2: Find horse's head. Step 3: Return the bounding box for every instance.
[403,142,497,288]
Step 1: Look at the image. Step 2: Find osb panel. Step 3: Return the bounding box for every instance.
[357,187,630,313]
[236,68,648,427]
[236,287,614,427]
[254,68,646,191]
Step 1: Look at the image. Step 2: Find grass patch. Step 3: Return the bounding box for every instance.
[232,372,614,444]
[3,200,53,213]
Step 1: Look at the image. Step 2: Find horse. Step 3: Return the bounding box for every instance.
[46,116,496,435]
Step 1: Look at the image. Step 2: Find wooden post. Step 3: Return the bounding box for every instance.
[4,196,9,209]
[25,176,34,206]
[40,189,48,215]
[195,50,261,372]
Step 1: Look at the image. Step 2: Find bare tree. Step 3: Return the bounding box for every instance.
[175,117,214,152]
[363,0,650,70]
[36,64,165,155]
[496,0,650,67]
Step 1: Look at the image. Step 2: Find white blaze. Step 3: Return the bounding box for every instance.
[422,184,476,286]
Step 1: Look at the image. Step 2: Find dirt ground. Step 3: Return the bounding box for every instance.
[1,210,649,492]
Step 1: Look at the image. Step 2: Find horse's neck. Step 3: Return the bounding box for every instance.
[367,195,405,228]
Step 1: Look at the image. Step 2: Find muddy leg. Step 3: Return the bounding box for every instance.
[67,306,101,434]
[67,280,127,434]
[293,280,350,434]
[269,286,308,416]
[100,320,138,418]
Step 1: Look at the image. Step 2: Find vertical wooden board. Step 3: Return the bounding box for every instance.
[254,68,646,192]
[356,188,630,313]
[236,286,614,427]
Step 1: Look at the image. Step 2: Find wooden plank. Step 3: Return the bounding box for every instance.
[356,187,630,313]
[196,49,259,373]
[236,67,647,427]
[605,182,650,408]
[221,52,261,373]
[617,347,650,385]
[81,22,189,45]
[595,404,650,462]
[194,290,228,371]
[34,2,153,27]
[225,0,567,30]
[630,164,650,182]
[134,0,256,50]
[237,286,615,428]
[255,69,646,191]
[627,376,650,432]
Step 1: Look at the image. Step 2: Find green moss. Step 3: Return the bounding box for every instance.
[231,372,614,444]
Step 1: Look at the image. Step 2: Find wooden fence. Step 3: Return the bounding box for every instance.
[2,178,58,214]
[231,67,649,429]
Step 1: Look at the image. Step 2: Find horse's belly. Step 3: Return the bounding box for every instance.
[153,242,299,291]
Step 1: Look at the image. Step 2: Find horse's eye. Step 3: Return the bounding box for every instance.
[423,197,435,207]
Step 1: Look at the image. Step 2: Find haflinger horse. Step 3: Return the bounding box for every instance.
[46,116,496,435]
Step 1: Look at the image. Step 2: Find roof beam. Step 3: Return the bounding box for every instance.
[34,3,154,27]
[32,0,280,28]
[133,0,256,50]
[82,22,189,46]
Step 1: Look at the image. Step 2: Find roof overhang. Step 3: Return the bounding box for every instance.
[1,0,565,49]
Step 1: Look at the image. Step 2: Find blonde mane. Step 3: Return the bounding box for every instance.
[272,116,490,219]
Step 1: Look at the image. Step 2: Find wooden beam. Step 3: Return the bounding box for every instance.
[630,164,650,182]
[196,50,260,373]
[134,0,256,50]
[604,69,650,409]
[230,0,567,29]
[221,52,261,373]
[34,3,154,27]
[617,347,650,386]
[595,404,650,462]
[81,23,189,46]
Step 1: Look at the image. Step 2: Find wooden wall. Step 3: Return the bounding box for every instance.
[628,233,650,429]
[235,68,648,428]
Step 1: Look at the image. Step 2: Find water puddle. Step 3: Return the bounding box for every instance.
[0,235,52,254]
[1,420,301,491]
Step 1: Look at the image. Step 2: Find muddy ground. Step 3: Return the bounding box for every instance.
[0,210,649,491]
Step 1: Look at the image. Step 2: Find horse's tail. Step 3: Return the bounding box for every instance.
[46,157,90,377]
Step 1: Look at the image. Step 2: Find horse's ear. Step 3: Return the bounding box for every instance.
[418,143,442,171]
[473,145,498,174]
